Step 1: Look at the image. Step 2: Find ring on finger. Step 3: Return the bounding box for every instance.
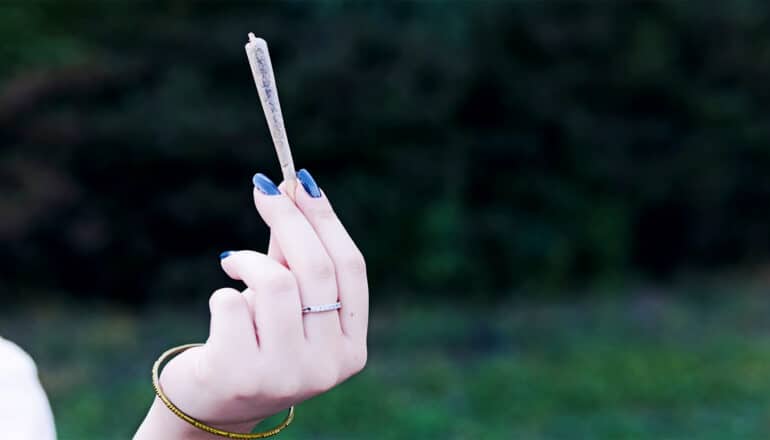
[301,301,341,314]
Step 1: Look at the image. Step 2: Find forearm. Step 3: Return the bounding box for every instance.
[134,397,257,440]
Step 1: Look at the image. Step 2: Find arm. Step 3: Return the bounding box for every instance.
[135,169,368,439]
[134,397,258,440]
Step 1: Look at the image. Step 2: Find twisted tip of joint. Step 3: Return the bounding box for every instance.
[246,33,268,49]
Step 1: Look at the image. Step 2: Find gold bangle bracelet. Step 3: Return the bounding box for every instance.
[152,343,295,439]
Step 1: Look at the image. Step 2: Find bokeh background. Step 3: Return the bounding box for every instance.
[3,1,770,438]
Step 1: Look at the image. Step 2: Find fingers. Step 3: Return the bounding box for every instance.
[252,173,342,341]
[207,288,258,359]
[267,235,287,266]
[220,250,305,351]
[241,288,257,319]
[293,169,369,343]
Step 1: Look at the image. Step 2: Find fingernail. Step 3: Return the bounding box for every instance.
[297,168,321,198]
[252,173,281,195]
[219,251,234,260]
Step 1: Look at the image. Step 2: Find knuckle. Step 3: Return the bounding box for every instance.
[307,257,336,281]
[343,251,367,277]
[353,347,368,372]
[208,289,244,312]
[343,345,368,376]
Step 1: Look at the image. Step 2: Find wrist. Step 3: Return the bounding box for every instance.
[135,397,258,440]
[135,346,262,439]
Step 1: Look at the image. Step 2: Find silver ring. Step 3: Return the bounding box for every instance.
[302,301,341,314]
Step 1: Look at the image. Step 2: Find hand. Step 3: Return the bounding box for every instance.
[135,169,368,437]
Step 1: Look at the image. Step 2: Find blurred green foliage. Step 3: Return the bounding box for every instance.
[5,287,770,439]
[3,1,770,302]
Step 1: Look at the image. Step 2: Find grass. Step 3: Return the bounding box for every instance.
[4,290,770,439]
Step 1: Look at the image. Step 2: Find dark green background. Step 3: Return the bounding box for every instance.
[5,3,770,438]
[4,1,770,303]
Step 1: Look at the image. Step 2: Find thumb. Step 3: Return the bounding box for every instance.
[205,288,258,360]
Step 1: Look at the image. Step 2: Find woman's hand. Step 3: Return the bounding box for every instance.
[135,169,368,438]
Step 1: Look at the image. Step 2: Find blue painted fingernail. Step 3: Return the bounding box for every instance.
[219,251,234,260]
[252,173,281,195]
[297,168,321,198]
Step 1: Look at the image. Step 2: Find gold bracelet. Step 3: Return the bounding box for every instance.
[152,343,295,439]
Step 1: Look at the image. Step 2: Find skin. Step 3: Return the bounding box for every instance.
[134,178,369,439]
